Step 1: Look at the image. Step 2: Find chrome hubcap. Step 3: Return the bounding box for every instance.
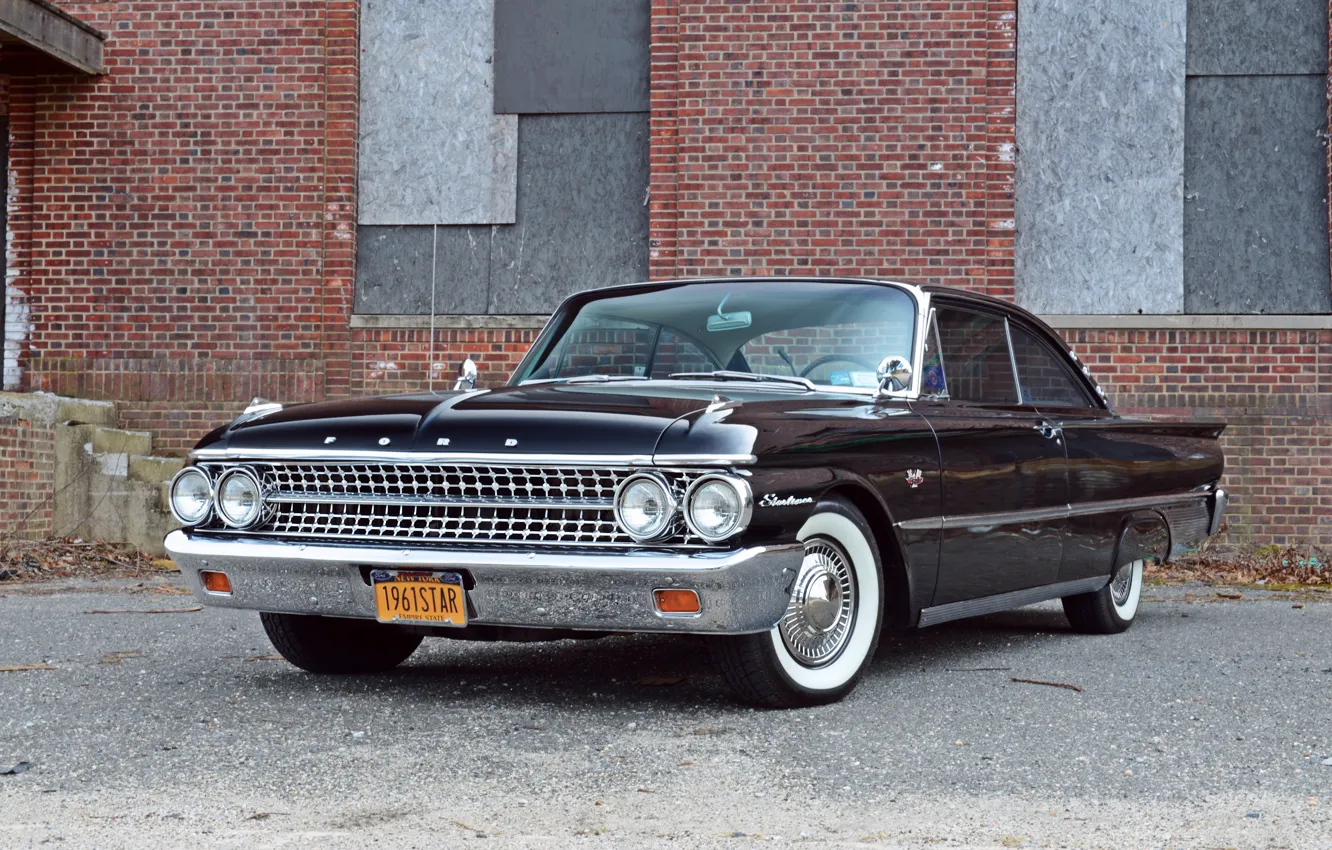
[779,538,857,667]
[1110,563,1135,606]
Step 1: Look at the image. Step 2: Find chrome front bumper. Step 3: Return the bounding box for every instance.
[163,531,803,635]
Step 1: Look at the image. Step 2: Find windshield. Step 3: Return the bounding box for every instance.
[515,281,918,392]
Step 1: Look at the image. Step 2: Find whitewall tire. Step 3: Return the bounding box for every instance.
[1062,559,1144,635]
[712,498,884,707]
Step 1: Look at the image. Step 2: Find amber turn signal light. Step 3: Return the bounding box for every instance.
[653,588,700,615]
[200,570,232,595]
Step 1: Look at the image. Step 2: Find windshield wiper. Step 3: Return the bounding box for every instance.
[668,370,817,391]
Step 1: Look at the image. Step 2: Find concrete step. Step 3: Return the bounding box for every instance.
[128,455,184,485]
[91,426,153,457]
[55,397,117,427]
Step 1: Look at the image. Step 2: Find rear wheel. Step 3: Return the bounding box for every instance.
[1061,559,1144,634]
[260,612,423,674]
[712,499,884,708]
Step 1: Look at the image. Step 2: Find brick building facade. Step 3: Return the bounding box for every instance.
[1,1,1329,548]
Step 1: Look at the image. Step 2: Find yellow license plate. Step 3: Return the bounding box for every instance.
[371,570,467,626]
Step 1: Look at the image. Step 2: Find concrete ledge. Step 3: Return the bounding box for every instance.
[0,0,106,75]
[352,312,1332,332]
[350,314,550,330]
[1041,314,1332,329]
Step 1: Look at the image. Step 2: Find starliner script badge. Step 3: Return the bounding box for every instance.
[759,493,814,508]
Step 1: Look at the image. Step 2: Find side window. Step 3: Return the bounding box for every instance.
[921,309,948,397]
[1010,326,1094,407]
[933,307,1018,404]
[649,330,717,378]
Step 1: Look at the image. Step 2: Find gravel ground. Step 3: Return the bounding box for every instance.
[0,579,1329,849]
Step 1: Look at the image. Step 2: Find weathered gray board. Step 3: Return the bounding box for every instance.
[1186,0,1328,76]
[493,0,650,113]
[488,113,649,312]
[1183,76,1332,314]
[358,0,518,226]
[355,114,650,315]
[1015,0,1187,315]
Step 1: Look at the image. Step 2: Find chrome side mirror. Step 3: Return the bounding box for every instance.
[876,355,913,396]
[453,356,478,391]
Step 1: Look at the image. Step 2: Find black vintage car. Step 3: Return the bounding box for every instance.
[164,278,1227,707]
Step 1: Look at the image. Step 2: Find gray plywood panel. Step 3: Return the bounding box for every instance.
[488,113,650,314]
[359,0,518,225]
[1187,0,1328,76]
[355,226,434,314]
[355,226,493,315]
[493,0,650,114]
[1015,0,1187,315]
[1183,76,1332,314]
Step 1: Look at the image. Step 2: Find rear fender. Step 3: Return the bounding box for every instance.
[1111,511,1171,575]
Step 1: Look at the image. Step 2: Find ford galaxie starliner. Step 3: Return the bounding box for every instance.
[165,278,1227,707]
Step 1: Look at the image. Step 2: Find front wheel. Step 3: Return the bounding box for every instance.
[260,612,423,674]
[712,499,884,708]
[1061,559,1144,634]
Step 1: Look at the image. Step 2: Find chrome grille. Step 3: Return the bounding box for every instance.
[199,462,714,548]
[256,462,623,505]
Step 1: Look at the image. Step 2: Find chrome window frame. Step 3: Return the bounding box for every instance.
[510,278,931,402]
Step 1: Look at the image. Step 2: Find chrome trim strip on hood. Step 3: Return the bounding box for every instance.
[190,448,757,467]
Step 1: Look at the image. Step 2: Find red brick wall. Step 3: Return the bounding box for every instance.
[647,0,1017,297]
[0,416,55,539]
[350,328,539,398]
[5,1,359,453]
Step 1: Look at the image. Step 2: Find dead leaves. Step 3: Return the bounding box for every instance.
[0,537,163,583]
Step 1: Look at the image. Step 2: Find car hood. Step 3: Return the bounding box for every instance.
[201,383,741,458]
[195,382,906,462]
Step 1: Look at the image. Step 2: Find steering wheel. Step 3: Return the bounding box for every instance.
[798,354,879,378]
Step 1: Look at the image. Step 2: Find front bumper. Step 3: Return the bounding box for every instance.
[163,531,803,635]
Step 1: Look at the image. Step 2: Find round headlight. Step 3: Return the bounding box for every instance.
[169,467,213,526]
[614,473,677,542]
[685,475,753,542]
[215,468,264,528]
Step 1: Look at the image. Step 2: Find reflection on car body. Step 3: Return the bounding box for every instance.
[165,278,1227,707]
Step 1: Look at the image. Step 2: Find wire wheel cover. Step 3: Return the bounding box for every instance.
[779,538,858,667]
[1110,563,1135,606]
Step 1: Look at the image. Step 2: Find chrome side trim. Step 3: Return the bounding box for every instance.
[896,492,1209,532]
[917,576,1109,627]
[191,448,757,467]
[1208,489,1228,537]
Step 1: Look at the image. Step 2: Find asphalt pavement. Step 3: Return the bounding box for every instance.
[0,578,1329,849]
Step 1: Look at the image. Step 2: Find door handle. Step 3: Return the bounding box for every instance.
[1036,421,1063,440]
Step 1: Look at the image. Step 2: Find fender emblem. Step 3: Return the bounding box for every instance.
[905,469,924,489]
[759,493,814,508]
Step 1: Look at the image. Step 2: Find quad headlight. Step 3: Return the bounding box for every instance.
[684,475,753,542]
[215,467,264,528]
[168,467,213,526]
[613,473,677,542]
